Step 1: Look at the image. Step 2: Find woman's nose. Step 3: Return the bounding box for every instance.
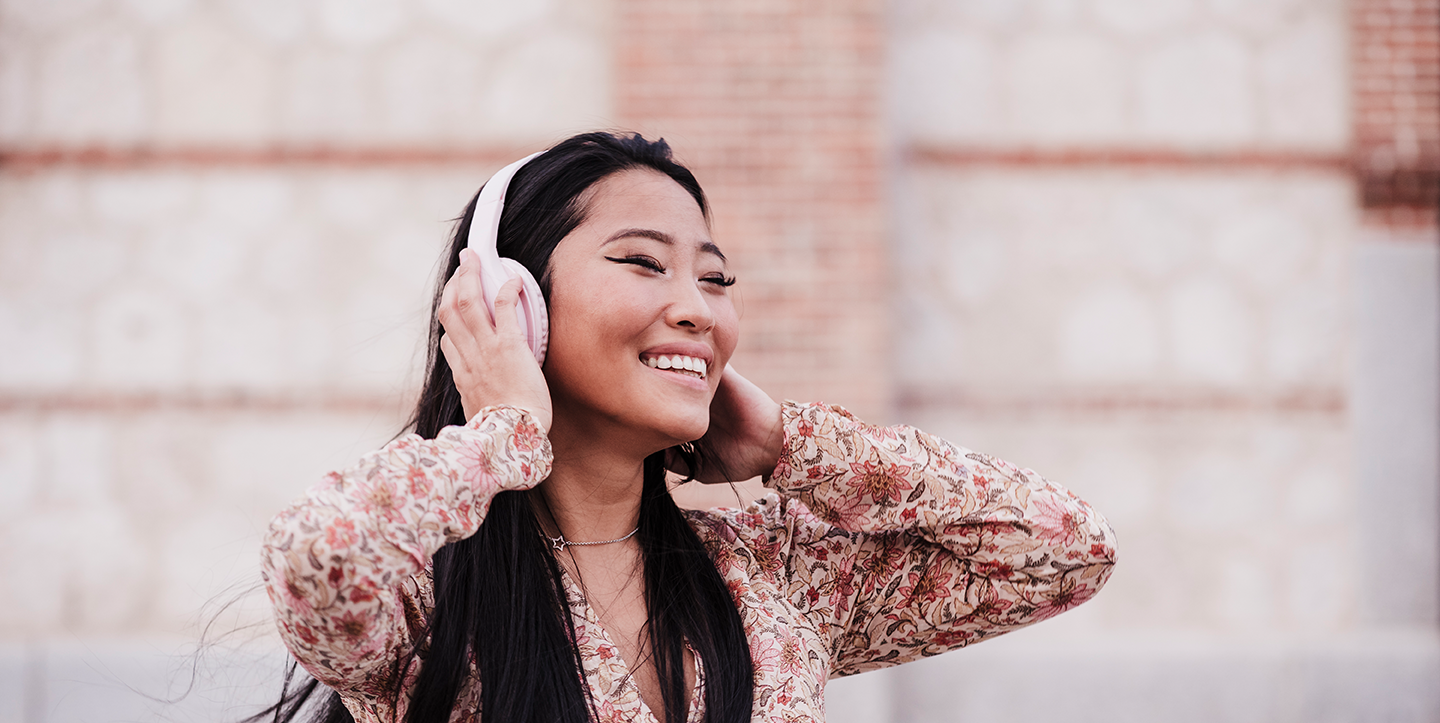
[666,278,716,332]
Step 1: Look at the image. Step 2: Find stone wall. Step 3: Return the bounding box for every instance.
[1,0,1437,720]
[885,0,1439,720]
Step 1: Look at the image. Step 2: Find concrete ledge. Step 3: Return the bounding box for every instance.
[888,632,1440,723]
[7,632,1438,722]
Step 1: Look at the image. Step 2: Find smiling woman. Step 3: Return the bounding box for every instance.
[254,132,1118,723]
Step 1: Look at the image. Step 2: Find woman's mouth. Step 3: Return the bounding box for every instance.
[641,354,707,379]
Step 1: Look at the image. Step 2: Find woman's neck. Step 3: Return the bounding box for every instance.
[538,424,652,543]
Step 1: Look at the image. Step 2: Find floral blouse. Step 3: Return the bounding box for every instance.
[261,401,1116,723]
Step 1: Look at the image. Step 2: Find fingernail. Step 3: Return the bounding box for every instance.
[459,248,470,264]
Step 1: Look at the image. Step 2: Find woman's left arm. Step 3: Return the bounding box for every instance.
[768,401,1117,676]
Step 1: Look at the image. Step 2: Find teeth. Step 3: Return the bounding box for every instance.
[642,355,707,378]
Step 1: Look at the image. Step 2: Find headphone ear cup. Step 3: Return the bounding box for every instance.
[498,257,549,365]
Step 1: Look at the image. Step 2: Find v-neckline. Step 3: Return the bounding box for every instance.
[556,563,706,723]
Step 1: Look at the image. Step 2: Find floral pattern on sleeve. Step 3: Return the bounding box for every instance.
[259,406,551,698]
[697,401,1117,684]
[262,400,1114,723]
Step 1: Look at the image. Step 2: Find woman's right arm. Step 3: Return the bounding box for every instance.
[259,405,552,693]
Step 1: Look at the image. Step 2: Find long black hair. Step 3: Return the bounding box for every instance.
[251,132,754,723]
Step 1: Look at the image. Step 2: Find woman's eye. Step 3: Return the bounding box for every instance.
[605,255,665,273]
[703,274,737,287]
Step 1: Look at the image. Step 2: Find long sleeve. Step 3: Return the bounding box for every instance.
[765,401,1117,676]
[259,406,552,696]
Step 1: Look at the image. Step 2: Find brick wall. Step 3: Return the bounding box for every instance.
[1353,0,1440,227]
[615,0,890,421]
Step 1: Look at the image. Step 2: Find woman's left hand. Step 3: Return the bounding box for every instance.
[678,365,784,483]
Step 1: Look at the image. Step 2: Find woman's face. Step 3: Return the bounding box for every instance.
[542,168,739,451]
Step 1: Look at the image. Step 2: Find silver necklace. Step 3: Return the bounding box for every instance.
[545,526,639,552]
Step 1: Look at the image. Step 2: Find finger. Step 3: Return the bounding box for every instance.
[439,261,488,350]
[489,276,525,339]
[450,251,492,330]
[438,281,477,352]
[439,332,462,372]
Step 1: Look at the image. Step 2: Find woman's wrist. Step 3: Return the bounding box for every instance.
[756,400,785,481]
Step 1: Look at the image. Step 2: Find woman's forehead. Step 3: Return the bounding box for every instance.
[577,169,717,252]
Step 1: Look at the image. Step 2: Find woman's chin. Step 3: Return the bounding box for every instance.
[650,412,710,451]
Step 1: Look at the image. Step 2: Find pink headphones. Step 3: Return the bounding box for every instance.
[466,152,549,365]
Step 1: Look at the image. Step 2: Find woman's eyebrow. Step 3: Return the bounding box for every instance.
[602,227,727,261]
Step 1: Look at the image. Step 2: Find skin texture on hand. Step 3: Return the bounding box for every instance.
[438,248,554,432]
[685,365,784,483]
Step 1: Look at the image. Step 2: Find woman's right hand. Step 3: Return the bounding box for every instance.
[438,248,553,432]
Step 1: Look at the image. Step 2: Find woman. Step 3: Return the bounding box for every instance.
[259,132,1117,723]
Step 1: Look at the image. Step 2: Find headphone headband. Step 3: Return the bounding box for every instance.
[465,150,550,365]
[466,151,545,255]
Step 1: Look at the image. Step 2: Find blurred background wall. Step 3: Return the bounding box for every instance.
[0,0,1436,721]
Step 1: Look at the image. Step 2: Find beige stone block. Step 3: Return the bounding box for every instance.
[1031,0,1084,24]
[897,408,1353,633]
[0,37,33,143]
[280,47,373,142]
[1281,458,1346,526]
[314,173,402,231]
[155,18,276,143]
[1060,285,1163,381]
[1286,539,1351,627]
[1166,275,1253,384]
[208,412,409,522]
[892,0,1024,31]
[1006,31,1126,143]
[890,28,999,143]
[41,413,116,505]
[117,0,194,26]
[420,0,555,40]
[219,0,309,45]
[0,415,40,512]
[1264,279,1344,386]
[892,286,966,387]
[0,293,86,390]
[156,509,267,629]
[1212,206,1315,287]
[2,0,611,147]
[0,0,103,32]
[1216,555,1277,630]
[1092,0,1198,35]
[1110,192,1207,279]
[376,36,482,143]
[196,171,296,232]
[896,167,1353,394]
[332,282,429,392]
[484,29,614,142]
[0,509,69,631]
[893,632,1440,723]
[194,293,286,388]
[89,171,195,225]
[825,666,899,723]
[64,507,151,630]
[113,412,206,519]
[35,24,149,144]
[1138,32,1255,146]
[318,0,407,46]
[1207,0,1313,36]
[1257,13,1348,149]
[0,504,149,633]
[92,285,192,389]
